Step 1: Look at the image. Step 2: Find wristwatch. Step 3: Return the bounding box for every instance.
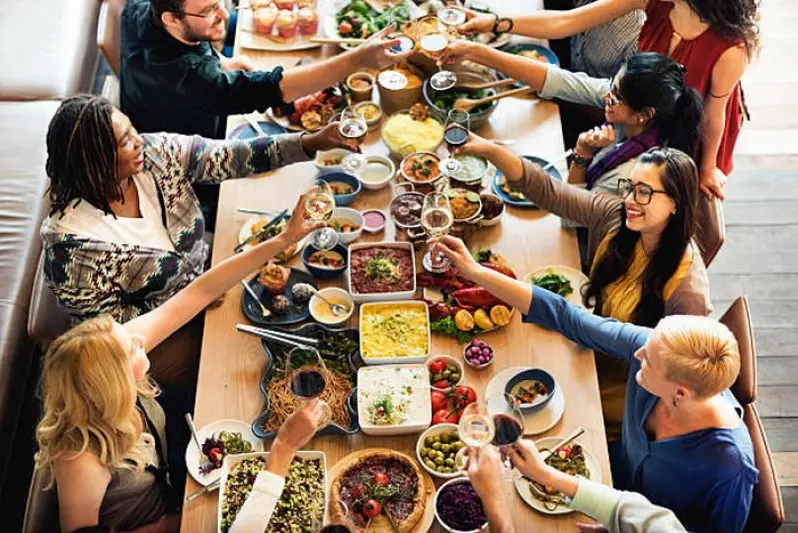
[492,17,514,34]
[572,151,593,168]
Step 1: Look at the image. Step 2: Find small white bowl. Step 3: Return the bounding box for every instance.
[309,287,355,326]
[416,423,466,479]
[356,155,395,191]
[463,340,495,370]
[434,478,489,533]
[426,355,464,391]
[399,151,444,186]
[479,193,506,227]
[314,148,350,171]
[329,207,364,245]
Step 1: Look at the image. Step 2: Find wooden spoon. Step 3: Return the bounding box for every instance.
[454,78,518,91]
[453,86,534,113]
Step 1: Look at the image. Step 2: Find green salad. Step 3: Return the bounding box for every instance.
[335,0,412,39]
[430,88,493,114]
[530,272,574,298]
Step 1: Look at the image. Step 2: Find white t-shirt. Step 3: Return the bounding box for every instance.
[53,173,175,252]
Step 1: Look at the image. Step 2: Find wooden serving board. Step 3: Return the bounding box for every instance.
[325,448,437,532]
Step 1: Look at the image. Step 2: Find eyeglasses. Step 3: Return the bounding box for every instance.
[617,178,669,205]
[181,1,222,19]
[605,86,624,107]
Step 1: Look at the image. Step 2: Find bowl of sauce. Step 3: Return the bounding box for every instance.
[309,287,355,325]
[356,155,395,190]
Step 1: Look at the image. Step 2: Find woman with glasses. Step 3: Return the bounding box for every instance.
[453,136,710,440]
[439,49,703,198]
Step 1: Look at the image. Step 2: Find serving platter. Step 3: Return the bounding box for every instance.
[492,155,563,208]
[241,269,316,325]
[514,436,602,515]
[238,2,324,51]
[325,448,437,532]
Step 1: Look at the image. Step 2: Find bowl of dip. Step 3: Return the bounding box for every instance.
[449,154,492,191]
[354,101,383,130]
[356,155,395,191]
[346,72,374,102]
[309,287,355,326]
[361,209,386,233]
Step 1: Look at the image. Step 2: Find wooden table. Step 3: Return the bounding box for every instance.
[180,2,611,532]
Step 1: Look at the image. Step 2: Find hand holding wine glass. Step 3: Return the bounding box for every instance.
[339,107,369,174]
[285,347,332,427]
[441,109,470,176]
[417,16,457,91]
[305,180,338,250]
[421,192,454,273]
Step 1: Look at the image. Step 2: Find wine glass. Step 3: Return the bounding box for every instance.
[437,2,467,27]
[488,392,526,478]
[417,16,457,91]
[339,107,369,174]
[284,347,332,427]
[388,3,415,53]
[457,401,496,470]
[440,109,470,177]
[305,180,338,250]
[421,192,454,273]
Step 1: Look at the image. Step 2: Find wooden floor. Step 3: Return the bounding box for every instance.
[711,0,798,529]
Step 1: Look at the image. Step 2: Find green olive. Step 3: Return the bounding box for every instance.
[425,459,436,469]
[442,370,452,378]
[432,442,441,450]
[450,373,461,382]
[445,457,455,466]
[433,373,443,382]
[425,437,435,447]
[434,456,445,466]
[440,444,451,453]
[433,435,441,443]
[439,433,450,444]
[419,448,428,458]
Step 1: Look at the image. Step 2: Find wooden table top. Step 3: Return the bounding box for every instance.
[180,2,610,532]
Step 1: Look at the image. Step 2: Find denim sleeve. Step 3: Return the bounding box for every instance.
[523,286,650,363]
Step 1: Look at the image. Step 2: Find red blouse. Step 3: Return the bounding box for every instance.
[639,0,745,175]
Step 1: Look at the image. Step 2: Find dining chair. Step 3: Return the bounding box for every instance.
[695,194,726,267]
[719,296,757,406]
[741,402,784,533]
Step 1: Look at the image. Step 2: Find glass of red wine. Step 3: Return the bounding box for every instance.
[440,109,469,177]
[489,392,525,479]
[285,347,332,427]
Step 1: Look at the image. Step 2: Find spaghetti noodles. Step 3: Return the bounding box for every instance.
[262,371,353,432]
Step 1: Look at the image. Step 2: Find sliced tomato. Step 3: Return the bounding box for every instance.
[362,499,382,518]
[338,21,353,35]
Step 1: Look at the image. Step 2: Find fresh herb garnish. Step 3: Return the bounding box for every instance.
[365,254,400,282]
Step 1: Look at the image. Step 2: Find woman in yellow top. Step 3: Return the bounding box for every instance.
[457,135,711,440]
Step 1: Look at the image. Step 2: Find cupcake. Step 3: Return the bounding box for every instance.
[258,261,290,295]
[249,0,273,8]
[297,7,318,36]
[276,9,298,38]
[274,0,295,9]
[296,0,315,7]
[253,5,278,34]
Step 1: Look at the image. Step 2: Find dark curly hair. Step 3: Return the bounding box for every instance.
[46,95,122,217]
[150,0,186,21]
[687,0,760,58]
[583,148,700,327]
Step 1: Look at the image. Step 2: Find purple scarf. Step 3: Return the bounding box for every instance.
[585,125,662,189]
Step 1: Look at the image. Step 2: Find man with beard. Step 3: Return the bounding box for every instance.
[121,0,411,139]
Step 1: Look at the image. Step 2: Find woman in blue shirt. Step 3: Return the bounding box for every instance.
[434,235,758,533]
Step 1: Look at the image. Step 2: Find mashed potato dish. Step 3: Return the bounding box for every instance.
[382,113,444,154]
[360,302,429,360]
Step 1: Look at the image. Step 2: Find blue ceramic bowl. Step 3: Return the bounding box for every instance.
[317,171,362,206]
[504,368,557,412]
[302,243,348,279]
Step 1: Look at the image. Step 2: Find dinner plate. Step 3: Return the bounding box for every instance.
[226,119,286,140]
[236,215,305,255]
[485,366,565,435]
[322,0,426,50]
[525,264,590,309]
[514,436,602,515]
[184,419,263,487]
[241,269,316,326]
[237,6,324,52]
[265,108,302,132]
[492,155,563,208]
[497,43,560,89]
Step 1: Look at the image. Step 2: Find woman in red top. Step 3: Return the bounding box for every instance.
[458,0,759,199]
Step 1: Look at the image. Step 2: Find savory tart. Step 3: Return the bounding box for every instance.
[330,450,426,533]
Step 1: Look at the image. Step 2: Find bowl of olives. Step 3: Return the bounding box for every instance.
[426,355,464,391]
[416,424,466,479]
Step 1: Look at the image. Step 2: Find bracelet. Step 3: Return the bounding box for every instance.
[572,152,593,168]
[493,17,514,34]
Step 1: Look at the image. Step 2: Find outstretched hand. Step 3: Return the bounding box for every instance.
[354,23,415,70]
[302,122,363,154]
[456,8,495,35]
[431,235,481,279]
[452,131,496,158]
[283,193,326,244]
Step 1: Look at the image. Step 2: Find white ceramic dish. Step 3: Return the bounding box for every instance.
[525,265,591,309]
[347,241,417,303]
[359,300,431,365]
[356,155,395,190]
[309,287,355,326]
[237,215,305,256]
[185,419,263,488]
[416,423,466,479]
[217,450,327,533]
[357,364,432,435]
[329,207,364,245]
[478,192,505,227]
[514,436,602,515]
[314,148,350,171]
[462,340,495,370]
[426,355,464,391]
[485,367,565,435]
[433,478,489,533]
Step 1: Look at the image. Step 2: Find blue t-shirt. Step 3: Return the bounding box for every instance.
[524,287,759,533]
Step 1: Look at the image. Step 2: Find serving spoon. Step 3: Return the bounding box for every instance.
[453,86,534,113]
[308,286,350,318]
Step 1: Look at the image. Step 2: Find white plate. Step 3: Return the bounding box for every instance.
[217,450,327,533]
[185,419,263,487]
[238,5,323,51]
[322,0,426,50]
[485,367,564,435]
[237,215,305,255]
[525,265,590,309]
[514,436,602,515]
[265,107,302,131]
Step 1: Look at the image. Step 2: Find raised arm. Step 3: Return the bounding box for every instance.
[124,196,322,352]
[457,0,645,40]
[454,133,622,229]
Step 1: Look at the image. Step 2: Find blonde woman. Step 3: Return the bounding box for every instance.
[435,235,759,533]
[35,196,322,533]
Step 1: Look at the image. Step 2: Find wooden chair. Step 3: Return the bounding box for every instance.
[695,195,726,267]
[741,403,784,533]
[719,296,757,406]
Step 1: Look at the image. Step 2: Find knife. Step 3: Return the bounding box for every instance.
[244,114,268,138]
[540,427,586,463]
[233,208,289,253]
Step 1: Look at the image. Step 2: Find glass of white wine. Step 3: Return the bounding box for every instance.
[388,3,415,53]
[339,107,369,174]
[305,180,338,250]
[421,192,454,273]
[437,3,467,27]
[457,401,496,470]
[417,16,457,91]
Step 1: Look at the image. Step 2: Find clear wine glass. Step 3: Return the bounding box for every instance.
[388,3,415,53]
[457,401,496,470]
[421,192,454,273]
[284,346,332,426]
[417,16,457,91]
[437,3,467,27]
[305,180,338,250]
[339,107,369,174]
[440,109,470,177]
[488,392,526,478]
